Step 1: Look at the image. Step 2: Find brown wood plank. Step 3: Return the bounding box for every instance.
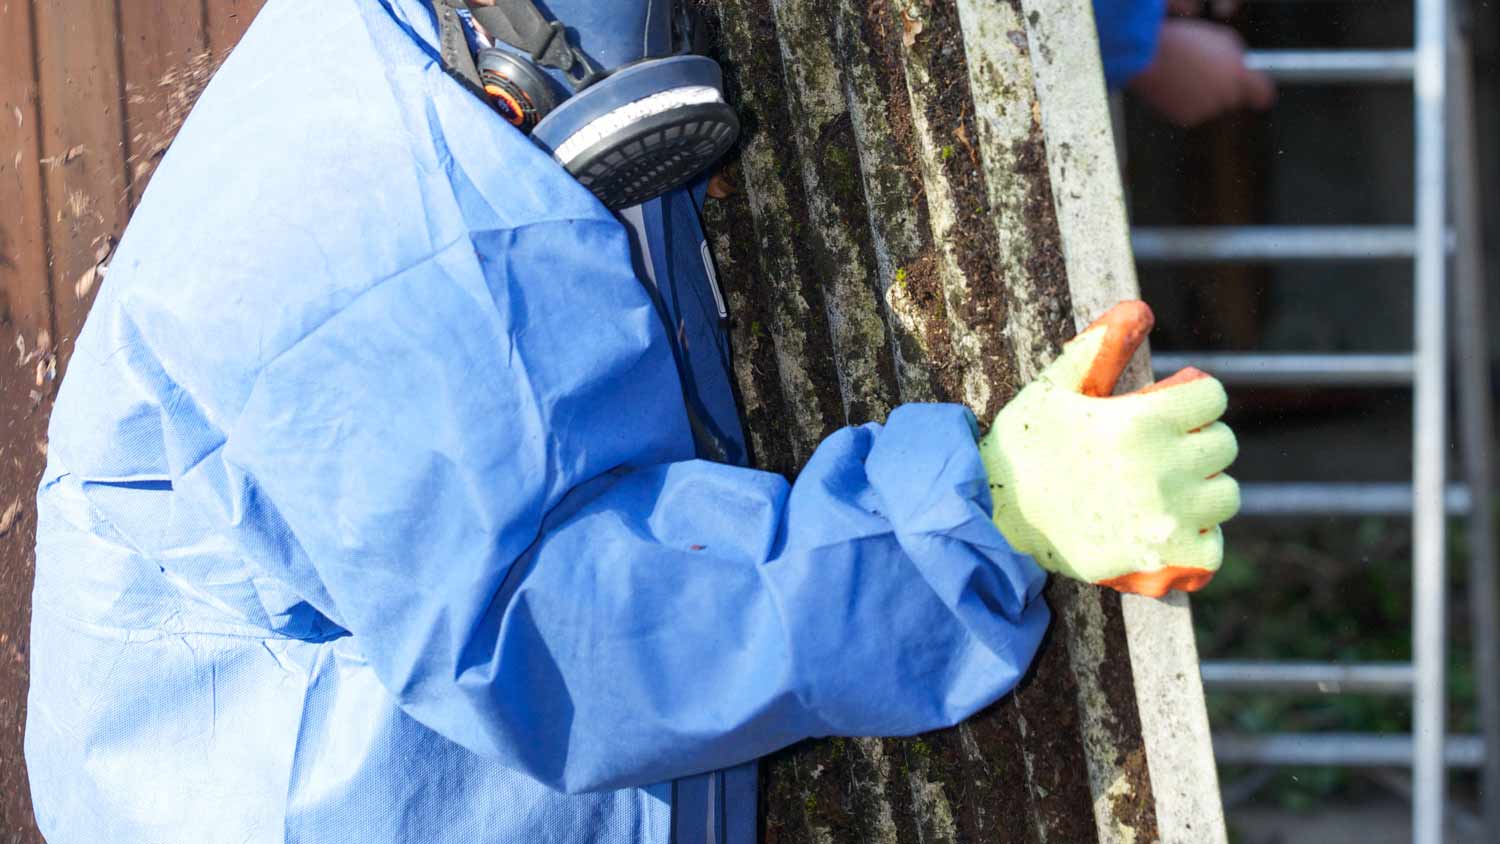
[0,2,50,840]
[0,0,52,335]
[121,0,208,204]
[205,0,266,56]
[0,329,50,844]
[33,0,132,355]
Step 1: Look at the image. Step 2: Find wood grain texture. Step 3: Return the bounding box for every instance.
[0,338,49,844]
[120,0,208,203]
[1,5,54,837]
[205,0,266,56]
[0,0,52,335]
[33,0,131,356]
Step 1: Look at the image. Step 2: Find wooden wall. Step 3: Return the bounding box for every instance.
[0,2,264,839]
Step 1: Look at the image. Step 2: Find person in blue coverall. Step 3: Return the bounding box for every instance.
[25,2,1238,842]
[1097,0,1274,125]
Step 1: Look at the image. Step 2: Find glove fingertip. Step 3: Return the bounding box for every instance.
[1076,300,1155,398]
[1139,366,1210,392]
[1097,566,1216,598]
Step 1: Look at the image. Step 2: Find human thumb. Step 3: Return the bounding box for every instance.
[1039,300,1155,397]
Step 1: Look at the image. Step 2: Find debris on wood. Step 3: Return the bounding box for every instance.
[35,145,86,169]
[902,7,924,48]
[126,50,224,191]
[75,264,100,301]
[11,106,21,128]
[92,234,116,264]
[72,236,116,301]
[0,500,20,536]
[14,330,52,371]
[34,354,55,388]
[954,121,977,167]
[65,189,91,219]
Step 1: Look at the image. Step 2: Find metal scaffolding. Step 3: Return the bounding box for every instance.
[1132,3,1499,840]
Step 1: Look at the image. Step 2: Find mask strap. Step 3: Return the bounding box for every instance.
[431,0,483,92]
[464,1,607,91]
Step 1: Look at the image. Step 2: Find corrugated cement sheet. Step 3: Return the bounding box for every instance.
[699,0,1225,841]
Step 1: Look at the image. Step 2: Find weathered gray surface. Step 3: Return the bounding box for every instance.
[701,0,1224,840]
[1019,1,1227,841]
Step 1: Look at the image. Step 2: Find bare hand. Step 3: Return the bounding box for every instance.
[1127,19,1275,128]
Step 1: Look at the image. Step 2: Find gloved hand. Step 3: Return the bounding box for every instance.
[978,301,1239,598]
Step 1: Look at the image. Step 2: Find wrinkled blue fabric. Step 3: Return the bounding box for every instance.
[1093,0,1167,88]
[24,1,1051,842]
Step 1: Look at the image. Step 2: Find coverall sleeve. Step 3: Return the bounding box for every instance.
[206,218,1050,794]
[1094,0,1168,88]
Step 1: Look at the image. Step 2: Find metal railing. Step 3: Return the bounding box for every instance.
[1133,225,1421,262]
[1151,353,1415,386]
[1214,733,1486,769]
[1234,483,1472,517]
[1203,661,1414,695]
[1244,49,1415,84]
[1130,5,1500,840]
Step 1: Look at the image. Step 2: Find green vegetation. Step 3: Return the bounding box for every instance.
[1196,513,1486,808]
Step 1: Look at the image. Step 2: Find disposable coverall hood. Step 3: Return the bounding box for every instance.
[25,1,1050,842]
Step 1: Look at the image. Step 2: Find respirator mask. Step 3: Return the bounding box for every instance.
[432,0,741,210]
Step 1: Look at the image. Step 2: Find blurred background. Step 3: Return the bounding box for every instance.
[1120,0,1500,840]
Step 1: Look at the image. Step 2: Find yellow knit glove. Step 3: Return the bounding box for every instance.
[978,301,1240,598]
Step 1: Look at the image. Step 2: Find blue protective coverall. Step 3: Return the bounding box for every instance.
[1094,0,1168,88]
[24,1,1051,841]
